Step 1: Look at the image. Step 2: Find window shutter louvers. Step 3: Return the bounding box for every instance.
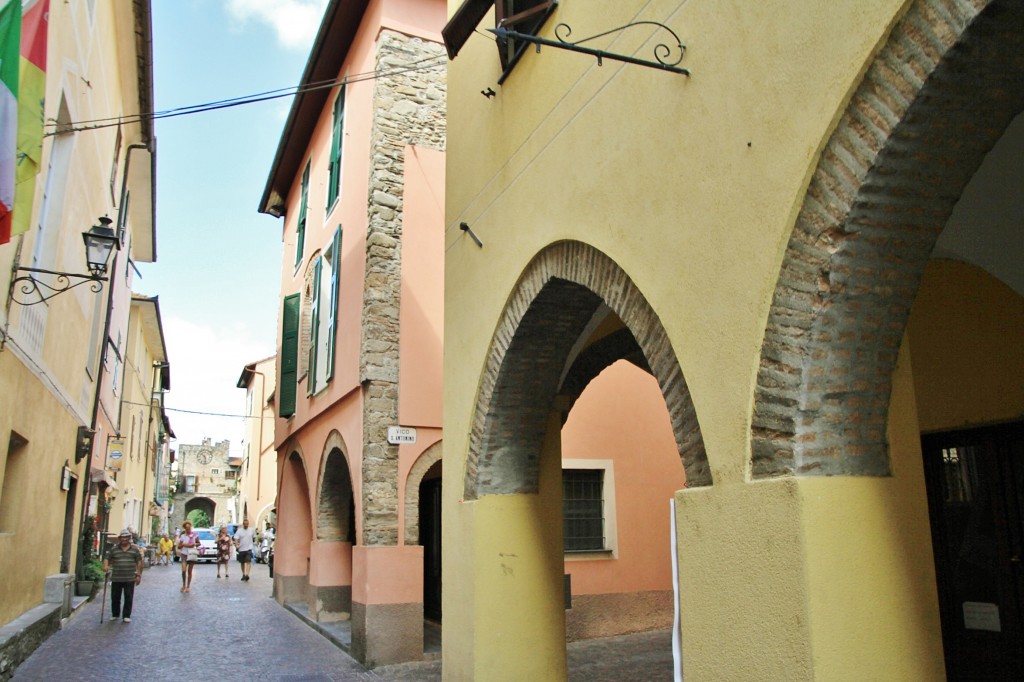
[308,256,322,395]
[326,227,341,380]
[280,294,300,417]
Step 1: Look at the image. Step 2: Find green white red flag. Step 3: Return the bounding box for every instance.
[11,0,48,244]
[0,0,19,244]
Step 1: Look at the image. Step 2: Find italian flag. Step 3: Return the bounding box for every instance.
[0,0,47,246]
[0,0,18,245]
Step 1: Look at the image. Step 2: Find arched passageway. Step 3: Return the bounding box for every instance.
[752,0,1024,478]
[312,435,355,622]
[751,1,1024,676]
[276,450,313,604]
[461,240,704,677]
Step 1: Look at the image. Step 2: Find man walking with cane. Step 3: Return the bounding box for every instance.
[103,529,143,622]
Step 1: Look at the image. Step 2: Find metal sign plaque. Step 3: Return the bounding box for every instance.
[387,426,417,445]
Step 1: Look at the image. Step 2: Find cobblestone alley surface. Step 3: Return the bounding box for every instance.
[12,559,674,681]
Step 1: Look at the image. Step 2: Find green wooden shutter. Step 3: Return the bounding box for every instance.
[326,227,341,380]
[280,293,300,417]
[295,163,309,267]
[327,88,345,209]
[307,256,322,395]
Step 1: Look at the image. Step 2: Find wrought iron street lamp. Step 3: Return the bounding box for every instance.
[8,216,120,306]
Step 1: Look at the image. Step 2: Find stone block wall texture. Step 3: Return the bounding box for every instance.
[360,31,446,546]
[752,0,1024,477]
[0,604,61,681]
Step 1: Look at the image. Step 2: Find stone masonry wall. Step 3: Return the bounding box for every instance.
[752,0,1024,477]
[360,31,446,546]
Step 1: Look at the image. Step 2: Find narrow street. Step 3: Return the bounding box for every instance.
[11,559,439,681]
[11,559,675,681]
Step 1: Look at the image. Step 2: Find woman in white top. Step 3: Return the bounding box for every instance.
[176,520,199,593]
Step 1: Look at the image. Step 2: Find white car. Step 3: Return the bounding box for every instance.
[191,528,219,563]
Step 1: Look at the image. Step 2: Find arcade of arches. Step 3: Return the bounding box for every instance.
[441,0,1024,679]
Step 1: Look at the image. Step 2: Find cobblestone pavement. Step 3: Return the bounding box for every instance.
[13,559,674,681]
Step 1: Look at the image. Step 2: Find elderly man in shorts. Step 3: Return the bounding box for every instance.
[233,518,256,581]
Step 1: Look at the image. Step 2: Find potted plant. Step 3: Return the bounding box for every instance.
[77,559,105,597]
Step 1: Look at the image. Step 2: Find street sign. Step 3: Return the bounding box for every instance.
[387,426,417,444]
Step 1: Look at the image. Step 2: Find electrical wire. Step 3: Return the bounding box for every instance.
[121,399,272,420]
[44,55,447,136]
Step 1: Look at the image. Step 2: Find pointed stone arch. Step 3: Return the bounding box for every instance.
[465,240,710,500]
[404,440,442,545]
[751,0,1024,477]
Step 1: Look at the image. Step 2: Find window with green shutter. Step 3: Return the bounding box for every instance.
[327,88,345,211]
[308,226,342,394]
[280,293,300,417]
[307,255,322,395]
[326,226,341,380]
[295,163,310,268]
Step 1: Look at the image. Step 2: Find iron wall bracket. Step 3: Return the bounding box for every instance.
[489,21,689,76]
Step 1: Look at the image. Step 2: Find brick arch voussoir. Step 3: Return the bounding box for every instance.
[464,241,710,501]
[404,441,443,545]
[752,0,1024,478]
[315,431,354,541]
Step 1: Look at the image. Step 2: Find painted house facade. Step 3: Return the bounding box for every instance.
[260,0,448,667]
[237,355,278,531]
[0,0,157,671]
[441,0,1024,679]
[104,295,170,541]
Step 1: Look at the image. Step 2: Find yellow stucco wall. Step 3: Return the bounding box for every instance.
[908,259,1024,431]
[441,0,956,678]
[0,0,151,627]
[0,355,85,624]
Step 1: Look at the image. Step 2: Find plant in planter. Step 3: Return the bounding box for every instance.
[77,558,105,598]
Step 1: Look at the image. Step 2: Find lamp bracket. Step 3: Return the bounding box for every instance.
[9,267,107,306]
[490,21,689,76]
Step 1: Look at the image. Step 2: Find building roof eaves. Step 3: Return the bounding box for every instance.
[258,0,370,218]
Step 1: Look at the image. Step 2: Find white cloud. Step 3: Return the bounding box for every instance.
[162,315,274,457]
[225,0,329,51]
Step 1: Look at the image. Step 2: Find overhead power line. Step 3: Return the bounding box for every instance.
[122,400,272,420]
[44,55,447,136]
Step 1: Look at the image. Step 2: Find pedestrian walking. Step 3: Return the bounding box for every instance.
[177,520,199,592]
[215,526,231,578]
[102,529,143,622]
[233,518,256,581]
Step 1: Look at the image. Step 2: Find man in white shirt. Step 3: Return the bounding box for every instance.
[233,518,257,582]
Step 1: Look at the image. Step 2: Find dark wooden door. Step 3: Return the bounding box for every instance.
[922,422,1024,680]
[420,477,442,622]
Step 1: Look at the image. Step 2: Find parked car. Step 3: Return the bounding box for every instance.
[193,528,218,563]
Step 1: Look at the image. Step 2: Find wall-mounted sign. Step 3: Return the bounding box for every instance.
[60,465,71,491]
[387,426,417,445]
[963,601,1001,632]
[106,438,125,471]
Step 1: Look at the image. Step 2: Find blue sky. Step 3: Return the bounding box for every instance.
[135,0,328,456]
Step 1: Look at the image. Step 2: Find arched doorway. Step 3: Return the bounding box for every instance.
[184,497,215,528]
[276,450,313,604]
[460,240,707,675]
[313,434,355,622]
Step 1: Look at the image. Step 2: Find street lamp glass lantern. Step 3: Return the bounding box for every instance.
[83,217,119,277]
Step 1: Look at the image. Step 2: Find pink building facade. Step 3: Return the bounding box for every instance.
[259,0,447,667]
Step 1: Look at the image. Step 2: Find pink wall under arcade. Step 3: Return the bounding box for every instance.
[561,360,686,595]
